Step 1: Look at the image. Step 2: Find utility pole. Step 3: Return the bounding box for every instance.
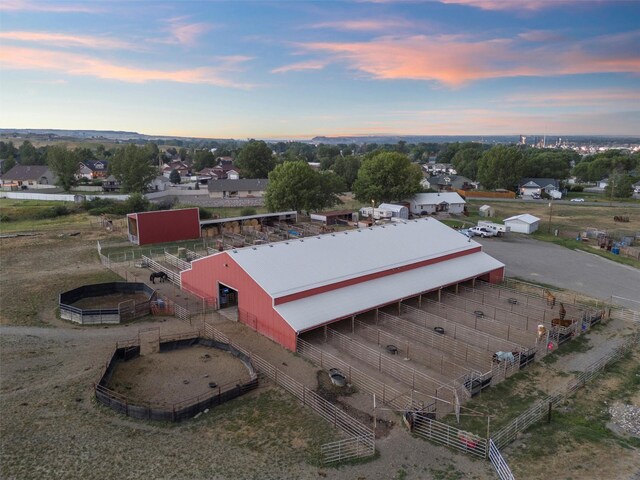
[547,200,553,234]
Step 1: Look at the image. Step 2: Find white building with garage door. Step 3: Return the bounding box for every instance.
[504,214,540,234]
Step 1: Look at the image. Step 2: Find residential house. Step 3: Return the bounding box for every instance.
[102,175,120,192]
[597,178,609,189]
[409,192,466,215]
[208,179,268,199]
[149,175,170,191]
[428,174,479,192]
[77,160,108,180]
[519,178,560,197]
[161,160,190,178]
[0,165,57,189]
[504,214,540,234]
[226,169,240,180]
[422,163,457,176]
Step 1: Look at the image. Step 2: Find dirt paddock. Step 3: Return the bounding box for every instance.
[108,345,253,405]
[71,292,152,309]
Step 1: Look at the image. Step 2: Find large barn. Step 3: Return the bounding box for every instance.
[181,218,505,351]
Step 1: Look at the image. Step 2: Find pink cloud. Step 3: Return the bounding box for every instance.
[271,60,328,74]
[0,0,103,13]
[506,89,640,107]
[439,0,573,11]
[298,32,640,86]
[309,19,413,32]
[0,46,254,88]
[160,16,213,47]
[0,31,133,50]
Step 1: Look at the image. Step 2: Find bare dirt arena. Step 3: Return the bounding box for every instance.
[1,227,639,480]
[72,292,151,310]
[109,345,252,404]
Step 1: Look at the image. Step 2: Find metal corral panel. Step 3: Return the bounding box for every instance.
[132,208,201,245]
[226,219,482,298]
[181,252,297,350]
[275,252,504,333]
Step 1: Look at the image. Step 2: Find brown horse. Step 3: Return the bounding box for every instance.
[552,317,573,328]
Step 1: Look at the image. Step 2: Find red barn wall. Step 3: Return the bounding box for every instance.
[181,253,297,351]
[136,208,201,246]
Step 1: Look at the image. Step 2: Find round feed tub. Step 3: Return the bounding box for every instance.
[329,368,347,387]
[95,336,258,422]
[59,282,156,325]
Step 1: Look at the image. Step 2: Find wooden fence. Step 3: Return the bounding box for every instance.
[203,324,375,464]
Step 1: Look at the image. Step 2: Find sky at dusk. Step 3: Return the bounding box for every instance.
[1,0,639,139]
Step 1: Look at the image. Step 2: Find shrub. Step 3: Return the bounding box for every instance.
[36,205,70,219]
[570,185,584,192]
[240,207,257,216]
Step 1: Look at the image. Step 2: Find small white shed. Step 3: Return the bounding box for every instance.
[479,205,494,217]
[504,214,540,234]
[378,203,409,220]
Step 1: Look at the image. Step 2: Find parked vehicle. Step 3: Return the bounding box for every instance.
[458,228,473,238]
[531,193,541,199]
[469,226,496,238]
[477,221,510,237]
[570,198,585,202]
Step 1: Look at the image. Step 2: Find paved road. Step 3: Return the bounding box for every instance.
[476,235,640,310]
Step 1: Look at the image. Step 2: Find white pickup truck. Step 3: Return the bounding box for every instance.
[477,221,510,237]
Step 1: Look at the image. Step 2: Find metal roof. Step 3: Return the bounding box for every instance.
[199,211,297,227]
[411,192,466,205]
[274,251,504,333]
[228,218,482,298]
[378,203,408,212]
[504,214,540,224]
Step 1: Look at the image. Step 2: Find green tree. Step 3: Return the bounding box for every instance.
[333,156,361,190]
[352,152,422,203]
[169,169,181,184]
[193,150,215,171]
[477,146,525,190]
[265,161,344,212]
[2,156,16,174]
[19,140,40,165]
[236,140,276,178]
[109,144,158,193]
[46,145,79,192]
[451,145,485,180]
[605,173,635,198]
[522,150,574,179]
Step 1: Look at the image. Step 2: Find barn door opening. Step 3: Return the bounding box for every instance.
[218,283,238,309]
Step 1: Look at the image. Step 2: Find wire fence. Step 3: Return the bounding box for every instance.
[203,324,375,464]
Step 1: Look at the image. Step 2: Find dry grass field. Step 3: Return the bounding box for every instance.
[1,200,638,479]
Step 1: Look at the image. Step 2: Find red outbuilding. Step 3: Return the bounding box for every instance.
[181,218,505,352]
[127,208,201,246]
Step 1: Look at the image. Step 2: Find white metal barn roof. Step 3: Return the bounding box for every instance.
[227,218,481,298]
[504,214,540,224]
[412,192,466,205]
[275,251,504,333]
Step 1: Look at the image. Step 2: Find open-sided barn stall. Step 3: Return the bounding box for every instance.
[181,218,505,353]
[127,208,201,246]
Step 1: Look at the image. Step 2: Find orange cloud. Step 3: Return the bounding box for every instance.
[271,60,328,74]
[299,33,640,86]
[0,0,102,13]
[0,31,133,50]
[0,46,254,88]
